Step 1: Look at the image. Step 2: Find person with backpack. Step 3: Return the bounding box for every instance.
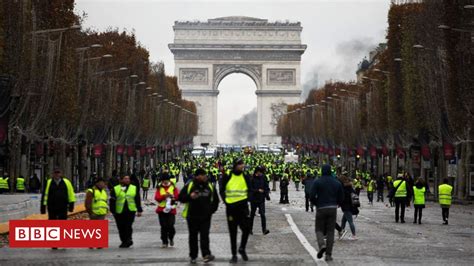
[155,173,179,248]
[391,174,407,223]
[338,174,358,240]
[413,177,426,224]
[179,168,219,264]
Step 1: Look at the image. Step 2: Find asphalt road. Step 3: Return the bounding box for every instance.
[1,180,473,265]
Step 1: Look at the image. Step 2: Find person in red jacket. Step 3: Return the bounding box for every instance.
[155,173,179,248]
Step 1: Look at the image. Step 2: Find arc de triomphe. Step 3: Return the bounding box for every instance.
[169,16,306,145]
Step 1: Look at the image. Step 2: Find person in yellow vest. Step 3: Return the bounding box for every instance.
[0,176,10,193]
[16,176,25,193]
[219,158,251,264]
[40,167,75,220]
[0,176,8,194]
[438,178,453,225]
[85,177,108,220]
[110,175,143,248]
[412,178,426,224]
[392,174,407,223]
[154,173,179,248]
[353,176,362,196]
[142,175,151,200]
[367,177,376,205]
[178,168,219,264]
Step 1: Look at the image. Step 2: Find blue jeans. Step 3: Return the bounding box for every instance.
[341,210,356,235]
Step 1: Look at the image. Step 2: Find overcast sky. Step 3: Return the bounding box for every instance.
[75,0,391,144]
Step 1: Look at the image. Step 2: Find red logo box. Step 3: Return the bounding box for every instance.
[9,220,108,248]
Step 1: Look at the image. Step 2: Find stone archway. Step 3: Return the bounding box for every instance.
[169,16,306,145]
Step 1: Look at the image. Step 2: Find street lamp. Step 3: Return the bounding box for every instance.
[102,54,113,58]
[464,5,474,9]
[130,74,138,78]
[394,58,402,62]
[31,24,81,35]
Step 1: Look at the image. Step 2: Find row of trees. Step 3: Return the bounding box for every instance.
[277,1,473,199]
[0,0,198,189]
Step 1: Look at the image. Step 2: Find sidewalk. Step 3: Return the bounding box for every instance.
[0,192,86,234]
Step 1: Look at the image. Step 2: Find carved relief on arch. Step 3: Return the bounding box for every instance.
[212,64,262,90]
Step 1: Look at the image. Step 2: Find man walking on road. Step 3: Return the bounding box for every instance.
[438,178,453,225]
[220,158,251,264]
[40,167,75,220]
[179,168,219,264]
[303,172,315,212]
[110,175,143,248]
[249,166,270,235]
[392,174,407,223]
[310,164,344,262]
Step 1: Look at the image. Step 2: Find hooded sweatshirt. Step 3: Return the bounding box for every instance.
[309,164,344,209]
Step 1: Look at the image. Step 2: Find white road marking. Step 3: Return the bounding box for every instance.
[285,213,328,265]
[281,207,287,211]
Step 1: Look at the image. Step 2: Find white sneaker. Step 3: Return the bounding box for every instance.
[348,235,358,241]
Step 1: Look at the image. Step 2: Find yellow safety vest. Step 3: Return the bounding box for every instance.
[393,180,407,198]
[413,186,425,205]
[367,180,375,192]
[0,177,7,189]
[87,188,109,215]
[438,184,453,206]
[158,185,176,208]
[114,184,137,213]
[354,179,362,189]
[225,173,248,204]
[182,181,214,218]
[142,179,150,189]
[170,177,177,184]
[16,178,25,191]
[43,178,76,206]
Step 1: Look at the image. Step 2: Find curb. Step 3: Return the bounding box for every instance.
[0,204,86,234]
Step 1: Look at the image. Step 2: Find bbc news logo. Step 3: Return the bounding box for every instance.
[10,220,108,248]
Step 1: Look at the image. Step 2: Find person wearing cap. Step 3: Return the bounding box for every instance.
[85,177,109,220]
[179,168,219,264]
[249,166,270,235]
[219,158,251,264]
[40,168,75,220]
[155,172,179,248]
[110,175,143,248]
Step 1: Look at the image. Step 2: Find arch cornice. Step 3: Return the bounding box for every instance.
[212,64,262,91]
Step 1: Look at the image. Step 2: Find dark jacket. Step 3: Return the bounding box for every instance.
[249,174,270,203]
[309,165,344,209]
[303,177,315,196]
[341,184,355,212]
[109,184,143,214]
[219,169,251,207]
[40,178,74,212]
[179,180,219,218]
[280,179,289,192]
